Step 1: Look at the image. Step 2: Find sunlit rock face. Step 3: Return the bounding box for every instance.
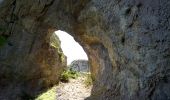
[69,60,89,72]
[0,0,170,100]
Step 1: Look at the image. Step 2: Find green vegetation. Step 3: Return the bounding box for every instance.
[60,68,79,83]
[35,71,92,100]
[35,86,57,100]
[84,74,93,87]
[0,35,7,47]
[50,33,66,63]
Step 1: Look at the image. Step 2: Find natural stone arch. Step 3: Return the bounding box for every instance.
[0,0,170,100]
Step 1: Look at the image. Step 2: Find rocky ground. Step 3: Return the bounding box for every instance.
[56,75,92,100]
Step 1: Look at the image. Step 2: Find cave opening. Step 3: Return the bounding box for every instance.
[35,30,93,100]
[55,30,88,66]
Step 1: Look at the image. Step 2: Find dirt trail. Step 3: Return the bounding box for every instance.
[56,76,92,100]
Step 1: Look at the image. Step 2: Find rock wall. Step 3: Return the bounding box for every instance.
[0,3,67,98]
[69,60,89,72]
[0,0,170,100]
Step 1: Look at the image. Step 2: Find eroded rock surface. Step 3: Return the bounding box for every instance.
[0,0,170,100]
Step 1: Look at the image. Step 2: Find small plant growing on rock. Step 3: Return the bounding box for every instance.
[84,74,93,87]
[60,70,69,82]
[60,68,79,83]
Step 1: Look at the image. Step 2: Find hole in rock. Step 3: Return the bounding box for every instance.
[55,30,88,66]
[36,30,92,100]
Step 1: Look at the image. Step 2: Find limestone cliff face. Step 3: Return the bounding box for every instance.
[0,2,67,97]
[0,0,170,100]
[69,60,89,72]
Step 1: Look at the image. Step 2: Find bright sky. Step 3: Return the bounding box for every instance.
[55,30,88,65]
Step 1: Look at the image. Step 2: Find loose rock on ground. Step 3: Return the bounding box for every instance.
[56,75,92,100]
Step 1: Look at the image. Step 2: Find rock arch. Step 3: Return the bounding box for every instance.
[0,0,170,100]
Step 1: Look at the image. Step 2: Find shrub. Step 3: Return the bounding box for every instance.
[84,74,93,87]
[60,70,69,82]
[60,68,79,83]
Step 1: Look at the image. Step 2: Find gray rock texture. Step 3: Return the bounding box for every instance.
[69,60,90,72]
[0,0,170,100]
